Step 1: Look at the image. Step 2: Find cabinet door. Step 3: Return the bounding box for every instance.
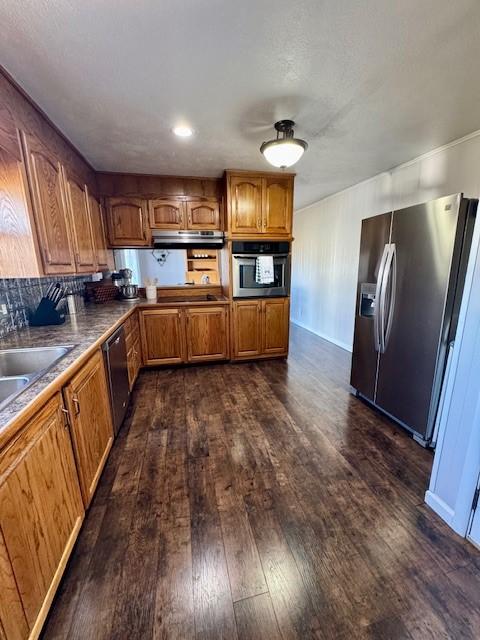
[140,309,186,365]
[64,350,114,507]
[263,298,289,355]
[0,393,83,630]
[127,337,142,390]
[232,300,263,358]
[185,306,228,362]
[64,169,96,272]
[263,176,293,236]
[149,198,186,229]
[186,199,221,230]
[229,176,263,235]
[88,194,113,270]
[22,131,76,273]
[105,196,150,246]
[0,122,42,278]
[0,527,28,640]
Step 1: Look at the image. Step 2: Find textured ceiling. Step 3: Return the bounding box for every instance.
[1,0,480,207]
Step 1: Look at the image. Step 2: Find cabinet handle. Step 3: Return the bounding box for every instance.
[73,396,81,415]
[60,407,70,429]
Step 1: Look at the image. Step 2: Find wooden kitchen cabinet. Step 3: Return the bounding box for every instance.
[186,198,221,230]
[63,167,97,273]
[22,131,77,274]
[125,311,142,389]
[63,350,114,507]
[232,298,289,359]
[228,175,263,234]
[226,171,294,238]
[185,306,229,362]
[0,115,42,278]
[263,298,290,355]
[88,193,113,270]
[0,393,84,635]
[149,198,186,229]
[263,175,293,236]
[140,305,230,366]
[105,196,150,246]
[140,308,185,365]
[232,300,263,358]
[0,528,28,640]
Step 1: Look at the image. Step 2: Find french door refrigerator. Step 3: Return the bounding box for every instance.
[350,193,477,446]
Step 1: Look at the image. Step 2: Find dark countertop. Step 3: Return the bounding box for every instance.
[0,296,229,446]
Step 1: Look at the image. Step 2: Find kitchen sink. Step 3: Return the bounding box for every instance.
[0,345,74,410]
[0,346,73,377]
[0,376,29,405]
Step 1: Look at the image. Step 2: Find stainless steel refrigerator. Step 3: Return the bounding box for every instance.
[350,193,477,446]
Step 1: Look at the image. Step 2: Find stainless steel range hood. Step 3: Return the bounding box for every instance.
[152,229,225,248]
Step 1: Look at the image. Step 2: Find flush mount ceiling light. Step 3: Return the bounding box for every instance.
[260,120,308,168]
[172,125,193,137]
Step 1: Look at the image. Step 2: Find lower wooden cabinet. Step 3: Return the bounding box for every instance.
[140,305,229,365]
[185,306,229,362]
[232,300,263,358]
[63,350,114,507]
[0,393,84,637]
[232,298,289,360]
[141,308,186,365]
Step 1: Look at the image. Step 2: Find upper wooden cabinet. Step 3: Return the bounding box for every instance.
[263,176,293,236]
[63,350,114,507]
[185,306,229,362]
[226,171,294,238]
[0,116,43,278]
[232,298,289,360]
[88,194,113,271]
[228,175,263,235]
[63,168,96,273]
[149,197,221,231]
[22,131,77,274]
[149,198,186,229]
[186,198,221,230]
[105,196,150,246]
[0,392,84,633]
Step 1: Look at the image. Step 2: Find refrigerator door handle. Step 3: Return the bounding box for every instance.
[379,243,396,353]
[374,244,390,352]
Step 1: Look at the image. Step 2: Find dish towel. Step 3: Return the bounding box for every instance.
[255,255,274,284]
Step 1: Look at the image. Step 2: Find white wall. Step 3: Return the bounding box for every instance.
[426,216,480,536]
[291,130,480,351]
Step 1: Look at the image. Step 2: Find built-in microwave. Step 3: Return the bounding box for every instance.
[232,241,291,298]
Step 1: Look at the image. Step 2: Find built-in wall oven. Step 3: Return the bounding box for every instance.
[232,241,291,298]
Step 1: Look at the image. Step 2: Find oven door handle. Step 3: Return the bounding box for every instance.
[232,254,289,258]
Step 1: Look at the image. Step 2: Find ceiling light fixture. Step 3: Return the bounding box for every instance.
[260,120,308,168]
[172,125,193,137]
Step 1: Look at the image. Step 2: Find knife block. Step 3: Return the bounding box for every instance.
[30,297,65,326]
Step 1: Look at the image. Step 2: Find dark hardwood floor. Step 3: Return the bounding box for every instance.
[42,324,480,640]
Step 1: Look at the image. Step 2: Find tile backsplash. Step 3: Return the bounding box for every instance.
[0,275,91,338]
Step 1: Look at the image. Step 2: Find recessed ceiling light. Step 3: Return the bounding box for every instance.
[173,125,193,138]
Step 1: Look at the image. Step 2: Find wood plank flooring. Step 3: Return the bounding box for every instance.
[42,324,480,640]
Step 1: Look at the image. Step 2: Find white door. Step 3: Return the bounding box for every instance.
[468,481,480,549]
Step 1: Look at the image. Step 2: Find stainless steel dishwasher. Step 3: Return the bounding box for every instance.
[102,325,130,435]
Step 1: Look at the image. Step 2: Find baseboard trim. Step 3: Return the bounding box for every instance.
[425,490,455,526]
[291,319,352,352]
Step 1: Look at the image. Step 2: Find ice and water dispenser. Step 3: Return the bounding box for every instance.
[359,283,376,317]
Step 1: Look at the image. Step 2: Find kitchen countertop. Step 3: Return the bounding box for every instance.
[0,296,229,447]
